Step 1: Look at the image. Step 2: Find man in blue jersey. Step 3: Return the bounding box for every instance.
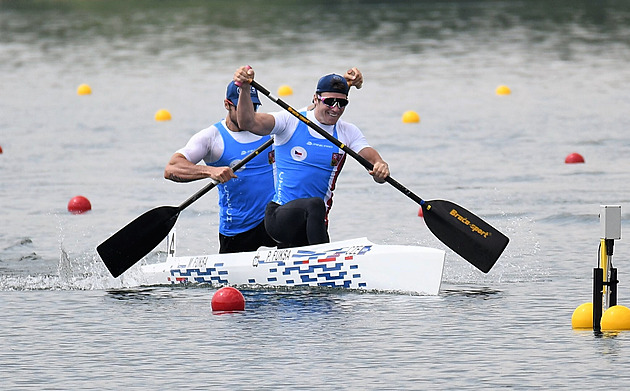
[164,81,277,253]
[233,65,389,249]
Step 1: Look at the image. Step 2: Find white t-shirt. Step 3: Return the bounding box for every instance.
[176,119,267,164]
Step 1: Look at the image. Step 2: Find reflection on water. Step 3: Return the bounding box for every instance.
[2,0,630,68]
[441,285,502,299]
[106,286,174,301]
[104,284,414,314]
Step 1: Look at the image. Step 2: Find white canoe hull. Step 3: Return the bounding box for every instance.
[140,233,445,295]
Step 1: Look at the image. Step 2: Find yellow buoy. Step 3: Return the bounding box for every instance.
[571,302,593,329]
[155,109,172,121]
[496,85,511,95]
[402,110,420,124]
[601,305,630,331]
[77,84,92,95]
[278,85,293,96]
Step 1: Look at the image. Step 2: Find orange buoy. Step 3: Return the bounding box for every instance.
[211,287,245,311]
[571,302,593,329]
[77,84,92,95]
[496,85,511,95]
[155,109,172,121]
[402,110,420,123]
[67,195,92,214]
[277,85,293,96]
[601,305,630,331]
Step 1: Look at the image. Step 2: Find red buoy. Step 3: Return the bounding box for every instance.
[67,195,92,214]
[0,145,3,154]
[211,287,245,311]
[418,206,423,218]
[565,152,585,164]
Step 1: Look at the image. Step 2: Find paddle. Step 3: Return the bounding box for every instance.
[97,137,274,278]
[249,79,509,273]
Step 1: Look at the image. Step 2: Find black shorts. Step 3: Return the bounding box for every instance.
[264,198,329,249]
[218,220,277,254]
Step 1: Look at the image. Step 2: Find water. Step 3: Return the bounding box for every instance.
[2,0,630,388]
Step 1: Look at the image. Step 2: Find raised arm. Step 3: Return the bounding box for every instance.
[344,67,363,89]
[233,66,275,135]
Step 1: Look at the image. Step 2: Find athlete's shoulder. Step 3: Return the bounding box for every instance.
[196,121,224,138]
[271,110,299,133]
[271,110,293,120]
[337,118,362,133]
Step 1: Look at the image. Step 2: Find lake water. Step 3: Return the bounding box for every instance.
[2,0,630,389]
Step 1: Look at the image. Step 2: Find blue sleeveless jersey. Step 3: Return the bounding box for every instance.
[272,112,345,215]
[210,122,274,236]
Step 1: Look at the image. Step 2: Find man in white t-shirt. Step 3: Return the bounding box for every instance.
[164,81,276,253]
[233,66,389,248]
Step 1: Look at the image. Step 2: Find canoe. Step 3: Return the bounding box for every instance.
[139,230,446,295]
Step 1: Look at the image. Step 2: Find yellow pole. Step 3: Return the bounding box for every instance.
[600,238,608,304]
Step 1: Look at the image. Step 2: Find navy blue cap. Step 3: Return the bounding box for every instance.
[226,81,262,106]
[316,74,349,95]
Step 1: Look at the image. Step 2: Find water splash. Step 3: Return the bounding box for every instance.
[0,243,153,291]
[442,211,548,285]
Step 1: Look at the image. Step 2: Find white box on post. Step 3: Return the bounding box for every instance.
[600,205,621,240]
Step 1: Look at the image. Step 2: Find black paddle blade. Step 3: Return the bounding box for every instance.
[421,200,509,273]
[97,206,180,278]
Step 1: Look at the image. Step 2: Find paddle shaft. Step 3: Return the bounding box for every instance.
[250,81,425,207]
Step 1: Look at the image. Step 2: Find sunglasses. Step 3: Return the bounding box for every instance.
[317,95,349,108]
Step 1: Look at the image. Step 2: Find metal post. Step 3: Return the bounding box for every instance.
[610,268,618,307]
[605,239,615,309]
[593,267,603,333]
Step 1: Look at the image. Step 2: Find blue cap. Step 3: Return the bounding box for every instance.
[316,74,349,95]
[226,81,262,107]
